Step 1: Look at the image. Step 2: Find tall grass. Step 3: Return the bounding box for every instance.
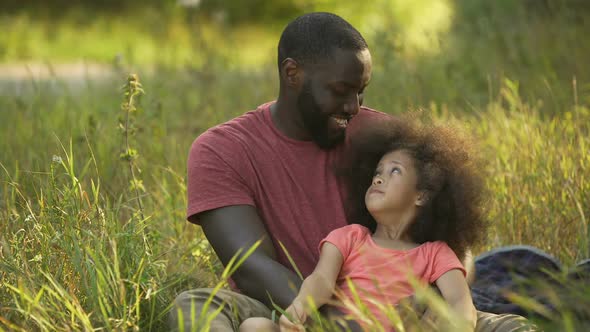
[0,65,588,330]
[430,79,590,264]
[0,73,223,331]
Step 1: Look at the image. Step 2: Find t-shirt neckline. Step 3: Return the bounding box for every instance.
[260,101,318,147]
[367,234,423,254]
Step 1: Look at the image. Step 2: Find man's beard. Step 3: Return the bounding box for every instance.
[296,81,346,150]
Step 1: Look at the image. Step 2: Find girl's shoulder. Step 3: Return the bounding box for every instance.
[326,224,371,241]
[320,224,372,258]
[420,240,452,251]
[340,223,371,235]
[419,241,459,259]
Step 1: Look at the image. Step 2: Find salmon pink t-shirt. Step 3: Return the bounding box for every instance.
[187,102,387,278]
[320,224,466,329]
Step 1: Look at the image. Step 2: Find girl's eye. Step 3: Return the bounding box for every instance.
[391,167,401,174]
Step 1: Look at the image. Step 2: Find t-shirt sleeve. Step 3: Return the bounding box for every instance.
[345,108,393,142]
[318,224,366,260]
[428,242,466,283]
[186,130,255,223]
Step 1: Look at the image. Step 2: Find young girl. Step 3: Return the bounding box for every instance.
[240,118,487,332]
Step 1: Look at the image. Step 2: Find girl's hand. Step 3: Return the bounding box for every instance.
[279,300,307,331]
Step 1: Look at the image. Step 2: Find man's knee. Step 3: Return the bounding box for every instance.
[239,317,277,332]
[169,288,235,331]
[168,288,274,331]
[171,288,212,316]
[168,290,198,330]
[476,311,537,332]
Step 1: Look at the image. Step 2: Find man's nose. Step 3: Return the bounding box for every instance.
[344,94,360,115]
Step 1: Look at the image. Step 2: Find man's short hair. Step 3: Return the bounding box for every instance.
[277,12,368,69]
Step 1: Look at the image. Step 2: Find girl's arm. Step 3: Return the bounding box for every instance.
[463,250,475,285]
[435,269,477,330]
[279,242,344,329]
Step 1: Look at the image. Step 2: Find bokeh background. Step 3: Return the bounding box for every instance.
[1,0,589,330]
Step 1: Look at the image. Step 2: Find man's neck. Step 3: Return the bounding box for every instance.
[270,98,311,141]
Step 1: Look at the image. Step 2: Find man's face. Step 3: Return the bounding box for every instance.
[295,48,372,149]
[296,80,336,149]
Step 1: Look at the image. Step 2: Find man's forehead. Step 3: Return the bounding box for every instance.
[311,48,372,82]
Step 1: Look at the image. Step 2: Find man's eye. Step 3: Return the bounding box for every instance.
[332,89,348,97]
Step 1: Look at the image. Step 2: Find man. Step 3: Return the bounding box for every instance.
[170,12,532,332]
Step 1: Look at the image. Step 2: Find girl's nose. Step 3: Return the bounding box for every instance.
[372,177,383,185]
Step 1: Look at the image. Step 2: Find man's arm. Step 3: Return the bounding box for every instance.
[195,205,302,308]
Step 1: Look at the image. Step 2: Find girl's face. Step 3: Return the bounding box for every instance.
[365,149,425,218]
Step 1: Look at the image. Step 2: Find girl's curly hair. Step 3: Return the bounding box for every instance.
[339,116,488,260]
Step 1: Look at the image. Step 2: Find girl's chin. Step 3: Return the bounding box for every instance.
[365,202,381,214]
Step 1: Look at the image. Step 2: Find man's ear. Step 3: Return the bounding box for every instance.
[415,191,430,206]
[280,58,304,90]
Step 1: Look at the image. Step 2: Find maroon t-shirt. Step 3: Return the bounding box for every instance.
[187,101,386,277]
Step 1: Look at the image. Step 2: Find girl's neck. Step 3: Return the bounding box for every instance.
[371,211,416,243]
[373,224,412,242]
[372,224,418,251]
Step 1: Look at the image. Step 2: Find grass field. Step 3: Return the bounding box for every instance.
[1,1,589,330]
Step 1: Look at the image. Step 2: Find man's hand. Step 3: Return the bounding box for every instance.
[279,300,307,331]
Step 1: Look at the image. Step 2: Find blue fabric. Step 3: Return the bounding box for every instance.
[471,246,588,318]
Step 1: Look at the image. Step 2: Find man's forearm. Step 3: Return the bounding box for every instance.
[198,206,303,309]
[233,254,303,308]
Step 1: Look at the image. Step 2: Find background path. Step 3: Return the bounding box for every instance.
[0,62,117,95]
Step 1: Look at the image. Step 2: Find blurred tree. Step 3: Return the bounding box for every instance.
[196,0,305,24]
[0,0,307,21]
[0,0,177,14]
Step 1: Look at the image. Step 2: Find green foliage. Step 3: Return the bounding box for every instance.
[2,0,589,114]
[1,0,178,15]
[367,0,590,113]
[0,76,221,331]
[120,74,147,223]
[1,65,588,331]
[0,143,170,330]
[423,79,590,264]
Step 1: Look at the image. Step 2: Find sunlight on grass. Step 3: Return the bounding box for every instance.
[388,0,452,55]
[2,74,587,329]
[1,0,451,67]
